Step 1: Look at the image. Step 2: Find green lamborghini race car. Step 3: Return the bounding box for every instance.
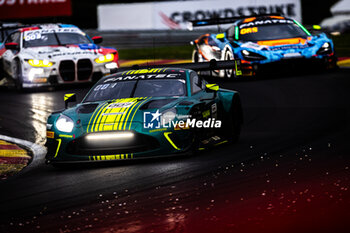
[45,63,243,163]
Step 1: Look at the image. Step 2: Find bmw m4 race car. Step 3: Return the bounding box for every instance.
[190,15,336,77]
[0,24,119,89]
[45,61,242,164]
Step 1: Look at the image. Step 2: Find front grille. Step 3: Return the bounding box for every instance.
[59,60,75,81]
[77,59,93,80]
[66,131,160,155]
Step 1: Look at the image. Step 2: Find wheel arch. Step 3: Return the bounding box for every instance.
[218,90,243,123]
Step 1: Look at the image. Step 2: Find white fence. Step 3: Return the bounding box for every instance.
[98,0,302,31]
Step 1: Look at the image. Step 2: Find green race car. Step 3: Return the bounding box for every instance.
[45,64,243,163]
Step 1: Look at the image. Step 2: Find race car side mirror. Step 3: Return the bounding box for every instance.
[64,93,77,109]
[92,36,103,44]
[5,42,19,50]
[205,84,219,92]
[216,33,225,40]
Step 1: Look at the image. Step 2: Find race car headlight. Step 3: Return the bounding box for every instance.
[241,50,266,61]
[317,42,332,55]
[28,59,53,67]
[55,115,74,133]
[161,108,177,126]
[95,53,114,63]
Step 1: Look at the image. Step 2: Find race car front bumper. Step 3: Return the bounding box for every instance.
[45,129,194,163]
[21,60,118,87]
[240,55,336,76]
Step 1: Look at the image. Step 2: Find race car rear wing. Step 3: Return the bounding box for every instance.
[117,59,242,76]
[187,13,285,30]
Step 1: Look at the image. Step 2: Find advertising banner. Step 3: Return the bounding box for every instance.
[98,0,301,30]
[0,0,72,20]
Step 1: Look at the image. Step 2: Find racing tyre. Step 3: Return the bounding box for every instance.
[13,60,24,91]
[192,50,203,76]
[192,49,200,63]
[224,50,235,79]
[223,96,243,142]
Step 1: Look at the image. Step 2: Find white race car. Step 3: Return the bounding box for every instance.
[0,24,119,89]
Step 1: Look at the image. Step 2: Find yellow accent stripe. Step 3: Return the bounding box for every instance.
[54,139,62,158]
[98,99,120,131]
[87,102,109,133]
[94,101,114,132]
[93,102,111,132]
[114,98,132,131]
[87,97,150,133]
[164,132,181,150]
[127,98,150,130]
[59,134,73,138]
[214,140,228,147]
[121,98,143,130]
[113,98,137,131]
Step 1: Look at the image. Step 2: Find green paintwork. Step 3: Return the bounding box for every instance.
[45,69,239,163]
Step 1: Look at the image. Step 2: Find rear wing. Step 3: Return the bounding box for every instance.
[117,59,242,76]
[187,13,285,30]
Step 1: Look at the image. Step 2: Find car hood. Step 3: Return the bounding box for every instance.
[65,96,185,133]
[239,33,331,52]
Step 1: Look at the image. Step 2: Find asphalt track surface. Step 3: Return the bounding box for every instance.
[0,69,349,233]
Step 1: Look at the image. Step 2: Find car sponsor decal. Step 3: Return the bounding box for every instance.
[107,102,134,109]
[239,19,294,29]
[103,73,182,83]
[24,31,42,41]
[240,27,258,35]
[24,28,82,36]
[270,44,310,51]
[87,97,150,133]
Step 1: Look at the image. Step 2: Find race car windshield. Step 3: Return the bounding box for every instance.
[23,32,91,47]
[239,24,308,42]
[84,79,186,102]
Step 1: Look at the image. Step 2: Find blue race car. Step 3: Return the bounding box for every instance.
[189,15,336,77]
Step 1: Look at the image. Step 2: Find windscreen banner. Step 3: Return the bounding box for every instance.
[98,0,301,30]
[0,0,72,19]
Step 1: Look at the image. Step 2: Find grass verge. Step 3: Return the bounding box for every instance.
[118,45,193,60]
[117,33,350,60]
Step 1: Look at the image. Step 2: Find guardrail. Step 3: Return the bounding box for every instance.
[85,29,218,49]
